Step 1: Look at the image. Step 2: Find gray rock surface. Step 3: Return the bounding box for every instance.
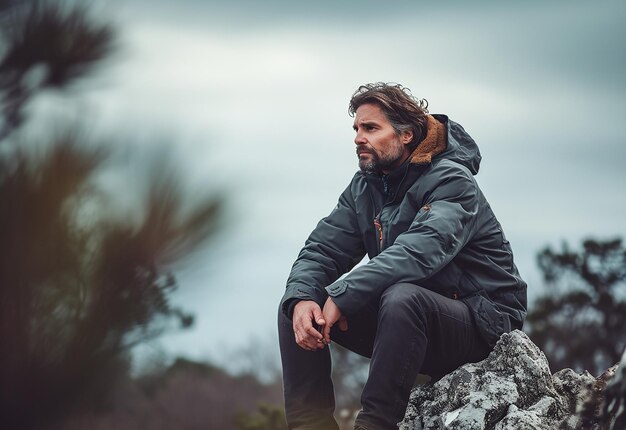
[601,348,626,430]
[399,330,596,430]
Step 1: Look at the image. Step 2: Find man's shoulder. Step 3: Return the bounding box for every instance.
[424,157,476,183]
[344,171,369,193]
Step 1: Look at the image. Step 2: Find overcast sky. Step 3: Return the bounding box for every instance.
[44,0,626,371]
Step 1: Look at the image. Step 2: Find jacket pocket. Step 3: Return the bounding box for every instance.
[462,291,511,348]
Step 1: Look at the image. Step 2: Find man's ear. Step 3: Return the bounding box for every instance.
[401,130,413,145]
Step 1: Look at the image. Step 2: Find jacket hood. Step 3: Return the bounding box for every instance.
[410,114,481,175]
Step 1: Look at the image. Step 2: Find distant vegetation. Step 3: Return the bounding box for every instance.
[55,357,284,430]
[0,1,220,427]
[526,238,626,375]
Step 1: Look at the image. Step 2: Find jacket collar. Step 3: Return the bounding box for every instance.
[409,114,448,165]
[361,115,449,201]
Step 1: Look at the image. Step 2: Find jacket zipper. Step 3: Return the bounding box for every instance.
[367,168,409,254]
[373,214,383,252]
[373,176,389,252]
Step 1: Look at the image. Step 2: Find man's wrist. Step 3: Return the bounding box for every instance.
[285,298,302,319]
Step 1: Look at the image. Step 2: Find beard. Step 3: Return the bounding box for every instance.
[357,142,405,174]
[358,152,383,174]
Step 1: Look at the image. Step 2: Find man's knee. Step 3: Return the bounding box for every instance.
[380,283,432,313]
[278,301,286,322]
[278,301,294,341]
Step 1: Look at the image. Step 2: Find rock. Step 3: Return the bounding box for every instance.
[578,362,619,428]
[399,330,596,430]
[599,348,626,430]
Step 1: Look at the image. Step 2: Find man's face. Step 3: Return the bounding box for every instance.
[353,103,413,175]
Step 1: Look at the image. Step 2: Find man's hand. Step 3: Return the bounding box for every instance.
[322,297,348,344]
[292,300,326,351]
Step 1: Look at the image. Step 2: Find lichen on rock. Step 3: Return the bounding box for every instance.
[399,330,597,430]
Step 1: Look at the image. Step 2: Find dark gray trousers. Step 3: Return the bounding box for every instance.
[278,283,491,430]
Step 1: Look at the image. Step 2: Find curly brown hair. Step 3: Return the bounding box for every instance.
[348,82,429,148]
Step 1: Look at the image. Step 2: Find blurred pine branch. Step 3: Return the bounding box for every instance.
[0,2,222,428]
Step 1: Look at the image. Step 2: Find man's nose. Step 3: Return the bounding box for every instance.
[354,132,366,145]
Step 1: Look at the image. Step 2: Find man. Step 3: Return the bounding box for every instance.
[278,82,527,430]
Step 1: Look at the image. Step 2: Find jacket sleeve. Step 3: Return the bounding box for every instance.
[281,181,366,318]
[326,161,480,316]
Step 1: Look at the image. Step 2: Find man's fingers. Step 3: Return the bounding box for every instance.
[293,312,322,339]
[291,301,328,351]
[294,323,325,350]
[323,320,333,344]
[298,312,323,341]
[304,324,323,343]
[312,307,326,327]
[294,330,312,349]
[297,335,324,350]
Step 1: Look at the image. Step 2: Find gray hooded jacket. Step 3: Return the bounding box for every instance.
[281,114,527,347]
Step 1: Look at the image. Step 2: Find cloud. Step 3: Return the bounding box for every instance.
[84,0,626,361]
